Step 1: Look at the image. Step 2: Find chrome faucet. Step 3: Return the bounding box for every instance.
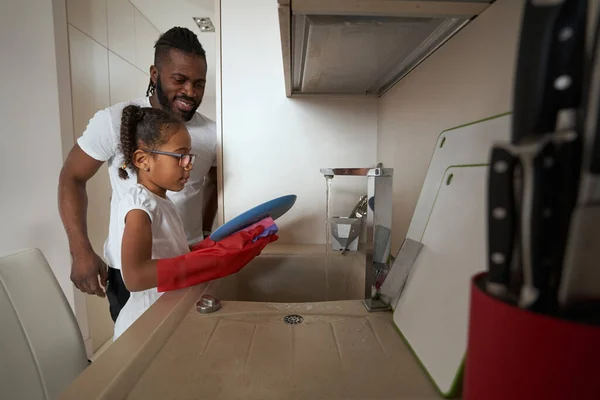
[320,163,394,312]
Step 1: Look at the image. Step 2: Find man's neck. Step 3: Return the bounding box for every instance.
[149,94,160,110]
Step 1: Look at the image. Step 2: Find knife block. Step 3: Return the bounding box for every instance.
[464,272,600,400]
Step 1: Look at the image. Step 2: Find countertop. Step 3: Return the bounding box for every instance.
[59,249,448,400]
[125,300,441,400]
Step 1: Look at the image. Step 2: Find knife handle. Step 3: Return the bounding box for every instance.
[512,0,587,142]
[486,147,517,298]
[530,143,560,311]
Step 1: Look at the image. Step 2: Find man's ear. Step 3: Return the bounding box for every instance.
[150,65,158,85]
[133,149,149,171]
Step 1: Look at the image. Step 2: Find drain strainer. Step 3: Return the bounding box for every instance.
[283,314,303,324]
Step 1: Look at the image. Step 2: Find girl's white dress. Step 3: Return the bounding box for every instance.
[112,184,189,341]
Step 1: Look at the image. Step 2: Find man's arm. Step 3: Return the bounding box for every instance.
[202,166,218,233]
[58,144,107,297]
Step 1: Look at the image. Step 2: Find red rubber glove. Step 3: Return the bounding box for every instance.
[157,226,278,292]
[190,236,218,252]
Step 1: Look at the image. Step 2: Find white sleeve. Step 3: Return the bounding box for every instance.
[118,186,158,225]
[76,109,118,162]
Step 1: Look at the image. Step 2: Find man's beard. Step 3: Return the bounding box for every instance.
[155,76,200,122]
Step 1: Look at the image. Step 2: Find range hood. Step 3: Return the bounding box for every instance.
[277,0,492,97]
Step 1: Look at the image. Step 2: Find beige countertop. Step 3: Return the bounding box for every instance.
[60,249,448,400]
[126,300,441,400]
[60,296,444,399]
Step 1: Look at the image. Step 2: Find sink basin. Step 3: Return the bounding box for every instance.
[206,253,366,302]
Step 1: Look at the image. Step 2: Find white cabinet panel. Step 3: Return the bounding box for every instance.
[109,52,140,105]
[67,0,108,46]
[68,25,110,137]
[107,0,135,63]
[134,9,159,72]
[136,70,151,99]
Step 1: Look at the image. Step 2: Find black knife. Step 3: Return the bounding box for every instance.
[558,7,600,315]
[486,146,517,300]
[487,0,587,311]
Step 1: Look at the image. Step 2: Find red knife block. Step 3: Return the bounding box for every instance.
[464,272,600,400]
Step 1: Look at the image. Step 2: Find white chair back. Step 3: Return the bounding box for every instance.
[0,248,87,399]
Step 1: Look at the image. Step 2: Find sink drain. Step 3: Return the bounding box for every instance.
[283,314,303,324]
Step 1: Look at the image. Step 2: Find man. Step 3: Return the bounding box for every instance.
[58,27,218,322]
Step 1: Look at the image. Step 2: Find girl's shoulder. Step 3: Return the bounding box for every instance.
[118,184,161,222]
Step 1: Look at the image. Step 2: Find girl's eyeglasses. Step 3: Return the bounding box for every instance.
[143,149,196,169]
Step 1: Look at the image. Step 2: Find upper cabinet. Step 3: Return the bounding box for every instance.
[277,0,492,97]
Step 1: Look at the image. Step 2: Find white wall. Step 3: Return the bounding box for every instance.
[0,0,74,309]
[66,0,161,352]
[221,0,379,245]
[377,0,524,254]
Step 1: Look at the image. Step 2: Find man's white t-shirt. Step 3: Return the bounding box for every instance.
[77,96,216,270]
[113,184,190,340]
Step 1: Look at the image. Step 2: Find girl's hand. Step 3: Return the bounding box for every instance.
[157,226,277,293]
[189,225,266,252]
[189,236,216,252]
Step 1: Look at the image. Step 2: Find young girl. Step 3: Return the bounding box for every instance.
[113,105,276,340]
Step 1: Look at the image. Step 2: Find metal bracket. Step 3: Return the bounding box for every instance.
[362,298,392,312]
[378,237,424,306]
[196,295,221,314]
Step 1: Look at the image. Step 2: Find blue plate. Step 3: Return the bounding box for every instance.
[209,194,297,241]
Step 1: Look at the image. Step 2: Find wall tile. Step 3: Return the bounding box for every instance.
[134,8,160,72]
[67,0,108,46]
[109,51,141,105]
[68,24,114,350]
[107,0,135,63]
[68,25,110,137]
[136,70,151,99]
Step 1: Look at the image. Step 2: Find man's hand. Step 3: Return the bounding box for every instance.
[71,251,108,297]
[59,144,106,298]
